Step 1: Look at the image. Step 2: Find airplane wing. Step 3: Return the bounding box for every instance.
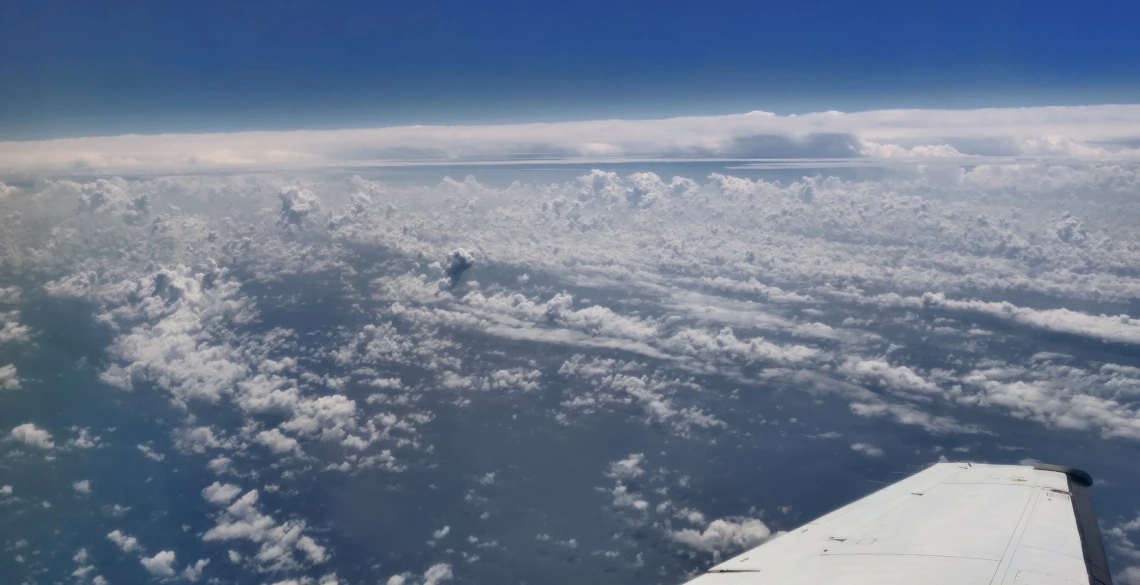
[684,462,1113,585]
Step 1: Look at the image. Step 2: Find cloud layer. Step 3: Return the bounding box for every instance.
[4,105,1140,174]
[3,149,1140,584]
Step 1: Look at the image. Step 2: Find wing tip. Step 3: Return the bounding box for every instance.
[1032,462,1094,486]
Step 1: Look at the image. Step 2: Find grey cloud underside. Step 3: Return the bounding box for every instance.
[2,159,1140,584]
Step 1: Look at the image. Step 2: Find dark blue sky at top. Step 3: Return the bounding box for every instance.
[2,0,1139,139]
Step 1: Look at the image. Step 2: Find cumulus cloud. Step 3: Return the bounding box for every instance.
[182,558,210,581]
[73,480,91,494]
[9,143,1140,585]
[851,442,885,457]
[108,530,142,553]
[0,286,20,303]
[138,444,166,461]
[140,550,177,578]
[444,248,475,285]
[202,488,328,573]
[0,364,19,390]
[386,563,453,585]
[278,187,321,226]
[914,293,1140,346]
[203,481,243,505]
[606,453,646,480]
[840,358,940,396]
[0,312,31,345]
[669,517,773,556]
[9,423,54,449]
[257,428,301,455]
[1119,567,1140,585]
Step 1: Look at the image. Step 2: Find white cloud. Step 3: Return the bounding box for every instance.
[256,428,301,455]
[1119,567,1140,585]
[840,358,940,396]
[140,550,177,578]
[278,187,321,226]
[202,482,243,505]
[0,286,20,303]
[669,517,772,556]
[386,563,454,585]
[181,558,210,581]
[10,142,1140,585]
[915,293,1140,346]
[73,480,91,494]
[958,361,1140,440]
[108,529,141,553]
[851,442,885,457]
[8,423,54,449]
[6,105,1140,174]
[202,488,328,573]
[0,364,19,390]
[137,444,166,461]
[0,312,31,345]
[610,482,649,511]
[848,402,984,435]
[606,453,646,480]
[68,428,101,449]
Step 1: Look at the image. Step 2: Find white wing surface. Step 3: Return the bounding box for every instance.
[684,462,1112,585]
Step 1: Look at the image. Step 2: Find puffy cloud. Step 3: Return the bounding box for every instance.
[67,428,101,449]
[0,364,19,390]
[137,444,166,461]
[75,178,151,222]
[203,482,243,505]
[444,248,476,285]
[176,426,226,453]
[558,359,724,436]
[108,530,142,553]
[1119,567,1140,585]
[840,358,940,396]
[914,293,1140,346]
[140,550,177,578]
[0,312,30,345]
[278,187,321,226]
[606,453,646,480]
[10,148,1140,585]
[181,558,210,581]
[386,563,454,585]
[202,488,328,573]
[610,482,649,511]
[257,428,301,455]
[73,480,91,494]
[851,442,885,457]
[0,286,20,303]
[848,402,983,435]
[94,265,257,404]
[669,517,772,556]
[9,423,54,449]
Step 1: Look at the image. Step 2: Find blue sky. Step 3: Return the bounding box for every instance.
[2,0,1140,139]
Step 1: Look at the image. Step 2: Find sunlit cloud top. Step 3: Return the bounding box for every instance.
[4,105,1140,176]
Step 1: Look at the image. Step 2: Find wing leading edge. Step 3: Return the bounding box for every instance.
[683,462,1112,585]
